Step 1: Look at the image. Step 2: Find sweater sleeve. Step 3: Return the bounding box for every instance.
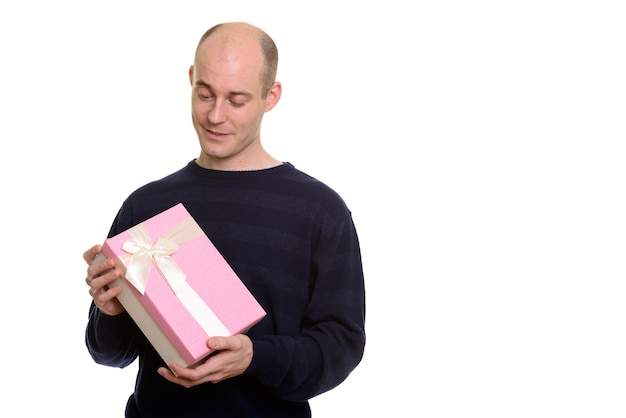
[244,214,366,401]
[85,302,142,368]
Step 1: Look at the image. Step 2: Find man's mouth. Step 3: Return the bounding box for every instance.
[205,128,227,137]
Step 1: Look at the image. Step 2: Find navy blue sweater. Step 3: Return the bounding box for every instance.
[85,160,366,417]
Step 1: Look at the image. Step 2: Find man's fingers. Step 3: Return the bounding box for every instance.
[83,244,102,264]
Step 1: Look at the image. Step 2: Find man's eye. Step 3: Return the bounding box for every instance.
[229,100,244,107]
[197,89,213,100]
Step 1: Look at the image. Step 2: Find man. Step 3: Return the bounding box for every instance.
[84,22,366,417]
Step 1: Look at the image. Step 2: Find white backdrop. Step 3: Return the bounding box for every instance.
[1,1,625,417]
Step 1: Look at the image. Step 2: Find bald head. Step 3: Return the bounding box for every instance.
[194,22,279,97]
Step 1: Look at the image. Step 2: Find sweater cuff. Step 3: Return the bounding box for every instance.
[243,337,292,387]
[92,305,133,332]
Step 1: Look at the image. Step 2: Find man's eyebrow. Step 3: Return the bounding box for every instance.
[194,80,252,97]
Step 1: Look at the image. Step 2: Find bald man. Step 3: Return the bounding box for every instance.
[84,22,366,418]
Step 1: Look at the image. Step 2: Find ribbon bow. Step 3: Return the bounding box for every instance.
[121,225,187,295]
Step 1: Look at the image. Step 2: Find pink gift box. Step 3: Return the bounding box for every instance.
[97,203,266,368]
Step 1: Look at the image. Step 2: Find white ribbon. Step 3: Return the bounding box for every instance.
[122,226,186,295]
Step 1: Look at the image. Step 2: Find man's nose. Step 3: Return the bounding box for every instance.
[207,100,227,124]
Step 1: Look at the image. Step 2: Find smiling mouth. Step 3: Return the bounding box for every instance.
[206,128,227,137]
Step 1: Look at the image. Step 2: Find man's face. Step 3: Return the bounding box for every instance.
[190,36,278,169]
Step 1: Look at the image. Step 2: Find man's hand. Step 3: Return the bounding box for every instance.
[84,244,125,316]
[158,334,253,388]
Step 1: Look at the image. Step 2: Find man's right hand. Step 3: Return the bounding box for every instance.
[84,244,125,316]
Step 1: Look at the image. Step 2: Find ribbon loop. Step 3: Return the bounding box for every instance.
[121,226,186,295]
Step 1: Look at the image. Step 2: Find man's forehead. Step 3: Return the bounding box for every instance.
[196,31,261,61]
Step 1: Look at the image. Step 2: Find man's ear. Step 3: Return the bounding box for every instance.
[188,65,194,85]
[265,81,282,112]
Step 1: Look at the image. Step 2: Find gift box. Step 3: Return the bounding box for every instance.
[96,203,266,368]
